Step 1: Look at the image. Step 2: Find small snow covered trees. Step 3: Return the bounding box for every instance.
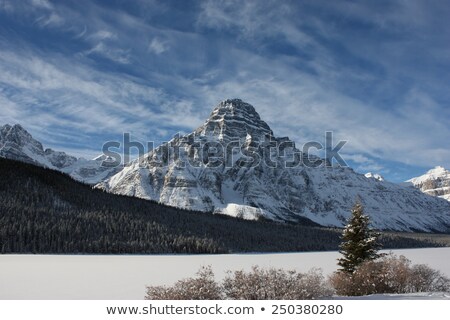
[337,201,380,273]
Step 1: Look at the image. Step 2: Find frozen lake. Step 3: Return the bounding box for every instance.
[1,248,449,299]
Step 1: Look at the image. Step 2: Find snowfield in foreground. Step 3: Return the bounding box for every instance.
[0,248,449,300]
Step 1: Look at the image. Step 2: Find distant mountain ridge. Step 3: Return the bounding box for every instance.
[405,166,450,202]
[0,124,118,184]
[97,99,450,232]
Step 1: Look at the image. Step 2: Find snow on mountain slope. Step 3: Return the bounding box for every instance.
[0,124,119,184]
[405,166,450,201]
[365,172,384,181]
[97,99,450,232]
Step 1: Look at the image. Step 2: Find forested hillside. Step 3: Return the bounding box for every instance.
[0,158,445,254]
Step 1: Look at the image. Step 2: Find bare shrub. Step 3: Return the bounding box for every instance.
[330,254,450,296]
[223,266,333,300]
[409,264,450,293]
[146,265,333,300]
[145,266,223,300]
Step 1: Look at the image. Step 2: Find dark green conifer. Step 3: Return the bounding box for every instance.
[338,201,380,273]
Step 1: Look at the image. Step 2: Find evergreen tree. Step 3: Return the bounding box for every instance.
[338,201,380,273]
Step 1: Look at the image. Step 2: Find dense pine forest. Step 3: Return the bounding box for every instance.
[0,158,447,254]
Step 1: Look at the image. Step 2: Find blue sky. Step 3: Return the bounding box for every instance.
[0,0,449,182]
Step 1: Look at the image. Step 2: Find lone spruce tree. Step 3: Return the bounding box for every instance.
[338,201,380,273]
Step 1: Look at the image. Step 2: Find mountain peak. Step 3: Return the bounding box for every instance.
[0,123,120,184]
[0,123,38,148]
[11,123,25,131]
[196,99,273,141]
[1,123,11,130]
[427,166,447,174]
[216,98,255,110]
[407,166,449,184]
[211,99,260,120]
[365,172,384,181]
[0,124,11,139]
[406,166,450,202]
[2,123,28,134]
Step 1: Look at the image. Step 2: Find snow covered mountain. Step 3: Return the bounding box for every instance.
[405,166,450,202]
[365,172,384,181]
[97,99,450,232]
[0,124,119,184]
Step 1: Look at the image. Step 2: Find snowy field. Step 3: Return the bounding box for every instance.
[0,248,449,300]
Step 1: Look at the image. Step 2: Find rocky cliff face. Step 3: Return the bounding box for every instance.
[0,124,118,184]
[405,166,450,202]
[98,99,450,232]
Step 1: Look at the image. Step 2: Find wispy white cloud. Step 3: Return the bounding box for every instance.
[148,38,168,54]
[0,0,14,13]
[341,153,385,174]
[355,163,385,174]
[0,47,207,141]
[83,42,131,64]
[198,0,292,39]
[27,0,65,28]
[88,30,116,41]
[0,90,22,120]
[341,154,372,164]
[34,12,64,27]
[30,0,53,10]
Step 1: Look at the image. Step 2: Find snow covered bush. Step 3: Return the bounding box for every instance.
[330,254,450,296]
[223,266,333,300]
[146,265,333,300]
[145,266,223,300]
[409,263,450,293]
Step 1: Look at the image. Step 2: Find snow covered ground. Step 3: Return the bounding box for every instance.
[0,248,449,300]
